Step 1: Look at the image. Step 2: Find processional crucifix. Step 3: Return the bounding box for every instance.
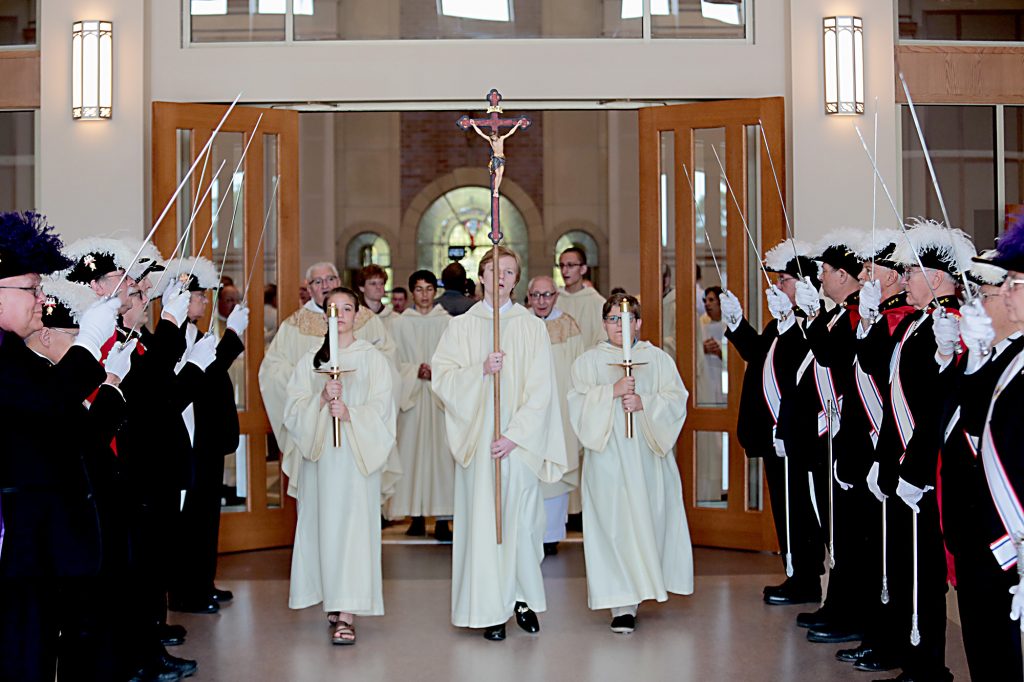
[457,89,531,545]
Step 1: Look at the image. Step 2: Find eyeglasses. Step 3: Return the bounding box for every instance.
[310,275,340,288]
[558,262,583,270]
[1005,278,1024,292]
[980,291,1004,300]
[0,285,44,297]
[529,291,556,300]
[604,315,631,324]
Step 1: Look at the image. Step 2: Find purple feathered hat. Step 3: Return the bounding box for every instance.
[973,214,1024,273]
[0,212,74,280]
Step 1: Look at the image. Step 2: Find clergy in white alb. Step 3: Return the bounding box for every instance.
[358,263,401,334]
[432,247,568,636]
[258,262,398,499]
[527,275,583,547]
[568,294,694,628]
[285,288,396,641]
[390,270,454,522]
[557,247,607,349]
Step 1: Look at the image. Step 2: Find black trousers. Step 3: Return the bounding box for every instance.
[0,576,59,682]
[172,453,225,600]
[763,452,824,583]
[955,545,1023,682]
[58,575,133,682]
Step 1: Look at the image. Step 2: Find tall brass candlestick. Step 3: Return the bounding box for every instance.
[620,298,635,438]
[317,301,343,448]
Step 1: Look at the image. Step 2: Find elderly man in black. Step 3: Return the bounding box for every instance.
[0,212,119,682]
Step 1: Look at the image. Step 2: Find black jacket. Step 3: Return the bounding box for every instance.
[192,327,244,458]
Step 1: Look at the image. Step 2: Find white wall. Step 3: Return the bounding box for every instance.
[788,0,900,245]
[38,0,146,243]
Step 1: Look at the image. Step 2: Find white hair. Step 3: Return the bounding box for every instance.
[527,275,556,291]
[305,262,339,281]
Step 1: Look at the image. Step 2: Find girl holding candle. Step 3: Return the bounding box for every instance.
[284,287,397,645]
[567,293,694,634]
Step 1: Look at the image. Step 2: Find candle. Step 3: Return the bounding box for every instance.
[327,301,339,370]
[620,298,632,363]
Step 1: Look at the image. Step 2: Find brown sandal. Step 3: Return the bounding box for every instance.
[331,620,356,645]
[327,612,341,625]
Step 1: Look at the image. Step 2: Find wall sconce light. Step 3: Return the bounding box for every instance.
[72,21,113,120]
[823,16,864,115]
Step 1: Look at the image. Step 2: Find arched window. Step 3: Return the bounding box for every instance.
[554,229,600,288]
[345,231,392,293]
[416,186,529,289]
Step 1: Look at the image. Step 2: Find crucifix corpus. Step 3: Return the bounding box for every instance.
[457,89,531,545]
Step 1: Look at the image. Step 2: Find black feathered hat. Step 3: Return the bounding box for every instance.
[63,237,135,284]
[40,278,99,329]
[0,212,74,280]
[973,214,1024,274]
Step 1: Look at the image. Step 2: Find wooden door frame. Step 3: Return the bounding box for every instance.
[638,97,786,551]
[152,101,300,552]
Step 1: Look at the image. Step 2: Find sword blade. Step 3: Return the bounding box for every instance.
[682,164,725,286]
[709,144,773,288]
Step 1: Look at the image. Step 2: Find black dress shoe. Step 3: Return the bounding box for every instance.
[610,614,636,634]
[129,665,180,682]
[406,516,426,536]
[807,625,863,643]
[836,644,875,663]
[854,654,899,673]
[543,542,559,556]
[763,584,821,606]
[159,625,185,647]
[796,607,831,629]
[763,579,787,596]
[434,519,452,542]
[159,652,197,679]
[483,623,506,641]
[514,602,540,633]
[168,597,219,614]
[210,587,233,602]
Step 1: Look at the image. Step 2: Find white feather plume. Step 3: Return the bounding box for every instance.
[40,277,100,324]
[764,238,814,272]
[892,218,976,273]
[969,250,1007,285]
[854,228,903,260]
[176,256,220,290]
[62,236,136,270]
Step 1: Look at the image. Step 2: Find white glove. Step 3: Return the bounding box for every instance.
[960,299,995,358]
[773,438,787,458]
[931,308,961,357]
[794,277,821,316]
[72,297,120,360]
[834,459,852,491]
[720,290,743,332]
[866,461,886,502]
[226,304,249,336]
[162,283,190,326]
[860,279,882,322]
[1009,577,1024,631]
[896,476,934,513]
[766,286,794,322]
[186,333,218,371]
[104,338,137,381]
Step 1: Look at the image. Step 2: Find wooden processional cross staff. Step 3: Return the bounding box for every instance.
[457,89,531,545]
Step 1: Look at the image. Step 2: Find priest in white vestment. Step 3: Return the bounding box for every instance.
[390,270,455,540]
[432,246,568,641]
[556,247,606,349]
[527,275,583,553]
[568,293,694,634]
[258,262,397,499]
[285,288,396,645]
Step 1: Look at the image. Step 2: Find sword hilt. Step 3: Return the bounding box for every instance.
[910,615,921,646]
[785,553,794,578]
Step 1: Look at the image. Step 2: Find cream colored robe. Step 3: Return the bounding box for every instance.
[389,304,454,518]
[568,340,694,611]
[662,288,677,361]
[557,286,607,349]
[540,310,584,500]
[284,340,396,615]
[432,301,568,628]
[376,303,400,334]
[258,300,398,498]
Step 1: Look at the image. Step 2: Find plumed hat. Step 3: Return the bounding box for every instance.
[764,238,819,280]
[966,249,1007,287]
[0,212,74,280]
[171,257,220,292]
[892,218,975,277]
[811,228,864,278]
[854,228,904,273]
[125,241,165,282]
[973,214,1024,274]
[40,277,99,329]
[64,237,135,284]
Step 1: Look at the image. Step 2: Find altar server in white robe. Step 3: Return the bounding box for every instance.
[284,287,396,645]
[259,262,397,499]
[568,293,694,635]
[432,246,568,642]
[557,247,606,349]
[527,275,584,554]
[391,269,454,540]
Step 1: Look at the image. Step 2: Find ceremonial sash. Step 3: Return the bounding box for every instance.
[761,336,782,424]
[854,358,883,447]
[889,316,924,454]
[813,310,847,437]
[981,351,1024,570]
